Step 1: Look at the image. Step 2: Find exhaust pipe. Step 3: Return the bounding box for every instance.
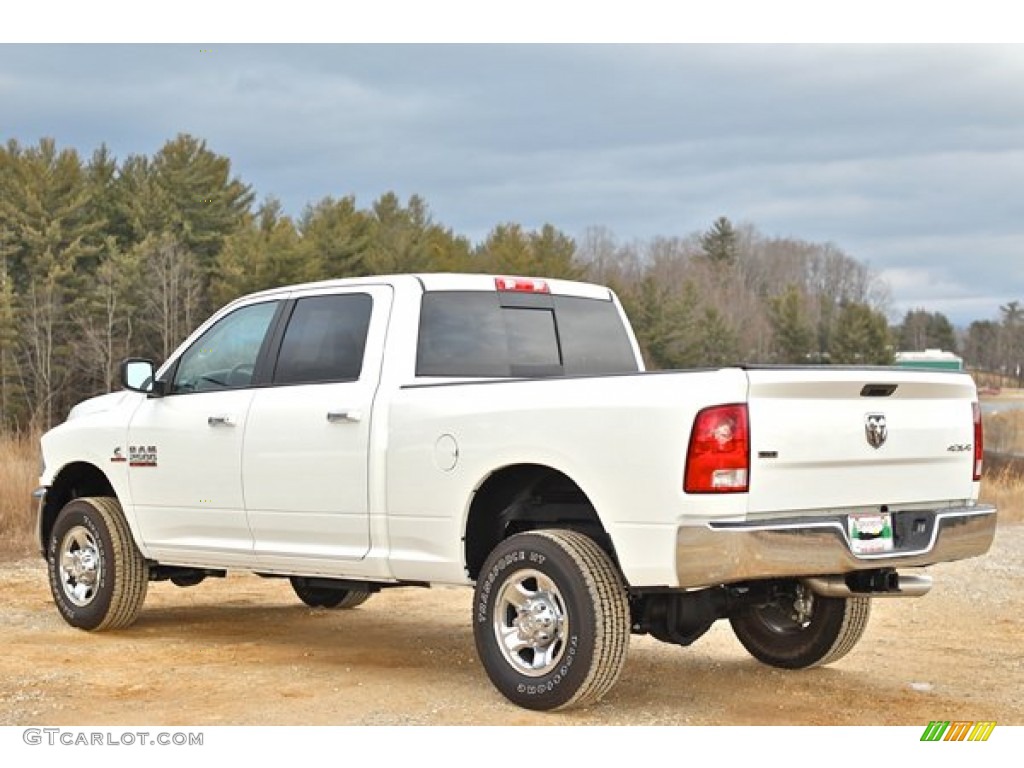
[802,572,932,598]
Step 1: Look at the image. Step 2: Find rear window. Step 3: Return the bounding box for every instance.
[416,291,638,377]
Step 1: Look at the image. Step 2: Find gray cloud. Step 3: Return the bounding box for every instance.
[2,43,1023,325]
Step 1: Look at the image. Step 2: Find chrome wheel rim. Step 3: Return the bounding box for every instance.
[59,526,101,607]
[492,569,568,677]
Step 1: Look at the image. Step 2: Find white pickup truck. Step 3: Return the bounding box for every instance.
[36,273,997,711]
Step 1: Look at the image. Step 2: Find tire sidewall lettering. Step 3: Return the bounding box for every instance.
[474,535,593,706]
[47,503,114,629]
[476,549,526,624]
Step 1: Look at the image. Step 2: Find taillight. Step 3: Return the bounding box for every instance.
[684,404,750,493]
[973,401,983,481]
[495,276,550,293]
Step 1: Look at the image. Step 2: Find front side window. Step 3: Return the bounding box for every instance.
[172,302,279,394]
[273,293,373,385]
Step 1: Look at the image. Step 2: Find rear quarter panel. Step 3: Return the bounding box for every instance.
[383,369,750,587]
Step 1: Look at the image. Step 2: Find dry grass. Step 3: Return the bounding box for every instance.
[0,432,39,556]
[980,467,1024,524]
[979,409,1024,522]
[983,408,1024,456]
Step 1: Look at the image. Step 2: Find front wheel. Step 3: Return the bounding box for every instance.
[473,529,630,711]
[47,497,149,631]
[729,582,870,669]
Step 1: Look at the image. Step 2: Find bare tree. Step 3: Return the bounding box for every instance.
[138,234,201,361]
[20,270,68,429]
[75,241,141,394]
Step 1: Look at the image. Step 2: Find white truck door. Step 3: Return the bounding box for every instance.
[126,299,282,565]
[243,285,393,568]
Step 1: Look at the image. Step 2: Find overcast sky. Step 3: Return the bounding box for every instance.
[2,42,1023,326]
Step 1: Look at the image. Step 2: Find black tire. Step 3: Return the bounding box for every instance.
[47,496,149,631]
[473,529,630,711]
[729,582,871,669]
[289,577,372,609]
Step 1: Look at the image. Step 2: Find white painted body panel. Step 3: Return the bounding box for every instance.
[243,284,394,571]
[384,370,749,586]
[38,274,984,589]
[746,370,978,515]
[128,388,256,566]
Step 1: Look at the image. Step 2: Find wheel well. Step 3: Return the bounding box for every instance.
[39,463,116,552]
[463,464,617,581]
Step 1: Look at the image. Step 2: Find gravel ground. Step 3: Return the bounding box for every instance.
[1,525,1022,726]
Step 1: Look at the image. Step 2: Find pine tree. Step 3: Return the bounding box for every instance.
[769,286,814,363]
[149,134,253,273]
[693,306,740,366]
[0,139,101,427]
[475,223,534,275]
[366,193,471,274]
[831,302,893,365]
[0,237,22,427]
[897,309,957,353]
[299,196,374,279]
[475,223,582,279]
[700,216,738,265]
[529,224,583,280]
[211,199,305,307]
[621,277,701,369]
[963,320,1000,373]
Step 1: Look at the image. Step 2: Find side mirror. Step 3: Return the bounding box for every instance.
[120,358,164,396]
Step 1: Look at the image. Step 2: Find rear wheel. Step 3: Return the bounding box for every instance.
[289,577,371,609]
[729,582,871,669]
[47,497,148,631]
[473,529,630,711]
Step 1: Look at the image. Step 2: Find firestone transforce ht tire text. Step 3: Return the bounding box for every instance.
[47,496,149,631]
[473,529,630,711]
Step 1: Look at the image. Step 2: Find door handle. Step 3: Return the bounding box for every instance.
[327,410,362,423]
[207,415,235,427]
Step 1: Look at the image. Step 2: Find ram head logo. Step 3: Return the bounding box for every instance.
[865,413,887,449]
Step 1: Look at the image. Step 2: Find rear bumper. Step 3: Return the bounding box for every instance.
[675,504,997,588]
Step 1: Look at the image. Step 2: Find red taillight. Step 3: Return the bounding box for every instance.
[973,401,983,481]
[684,404,750,493]
[494,276,550,294]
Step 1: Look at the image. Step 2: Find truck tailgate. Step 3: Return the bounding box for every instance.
[745,368,979,514]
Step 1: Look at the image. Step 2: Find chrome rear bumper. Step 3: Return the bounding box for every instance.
[675,505,997,588]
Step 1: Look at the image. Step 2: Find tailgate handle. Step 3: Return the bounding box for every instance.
[861,384,898,397]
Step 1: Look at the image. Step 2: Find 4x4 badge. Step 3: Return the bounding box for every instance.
[865,413,887,449]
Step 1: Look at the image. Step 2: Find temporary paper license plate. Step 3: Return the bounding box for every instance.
[848,511,894,555]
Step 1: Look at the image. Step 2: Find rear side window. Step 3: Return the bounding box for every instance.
[273,293,373,384]
[416,291,638,377]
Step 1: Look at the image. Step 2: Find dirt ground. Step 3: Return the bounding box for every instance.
[1,526,1022,727]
